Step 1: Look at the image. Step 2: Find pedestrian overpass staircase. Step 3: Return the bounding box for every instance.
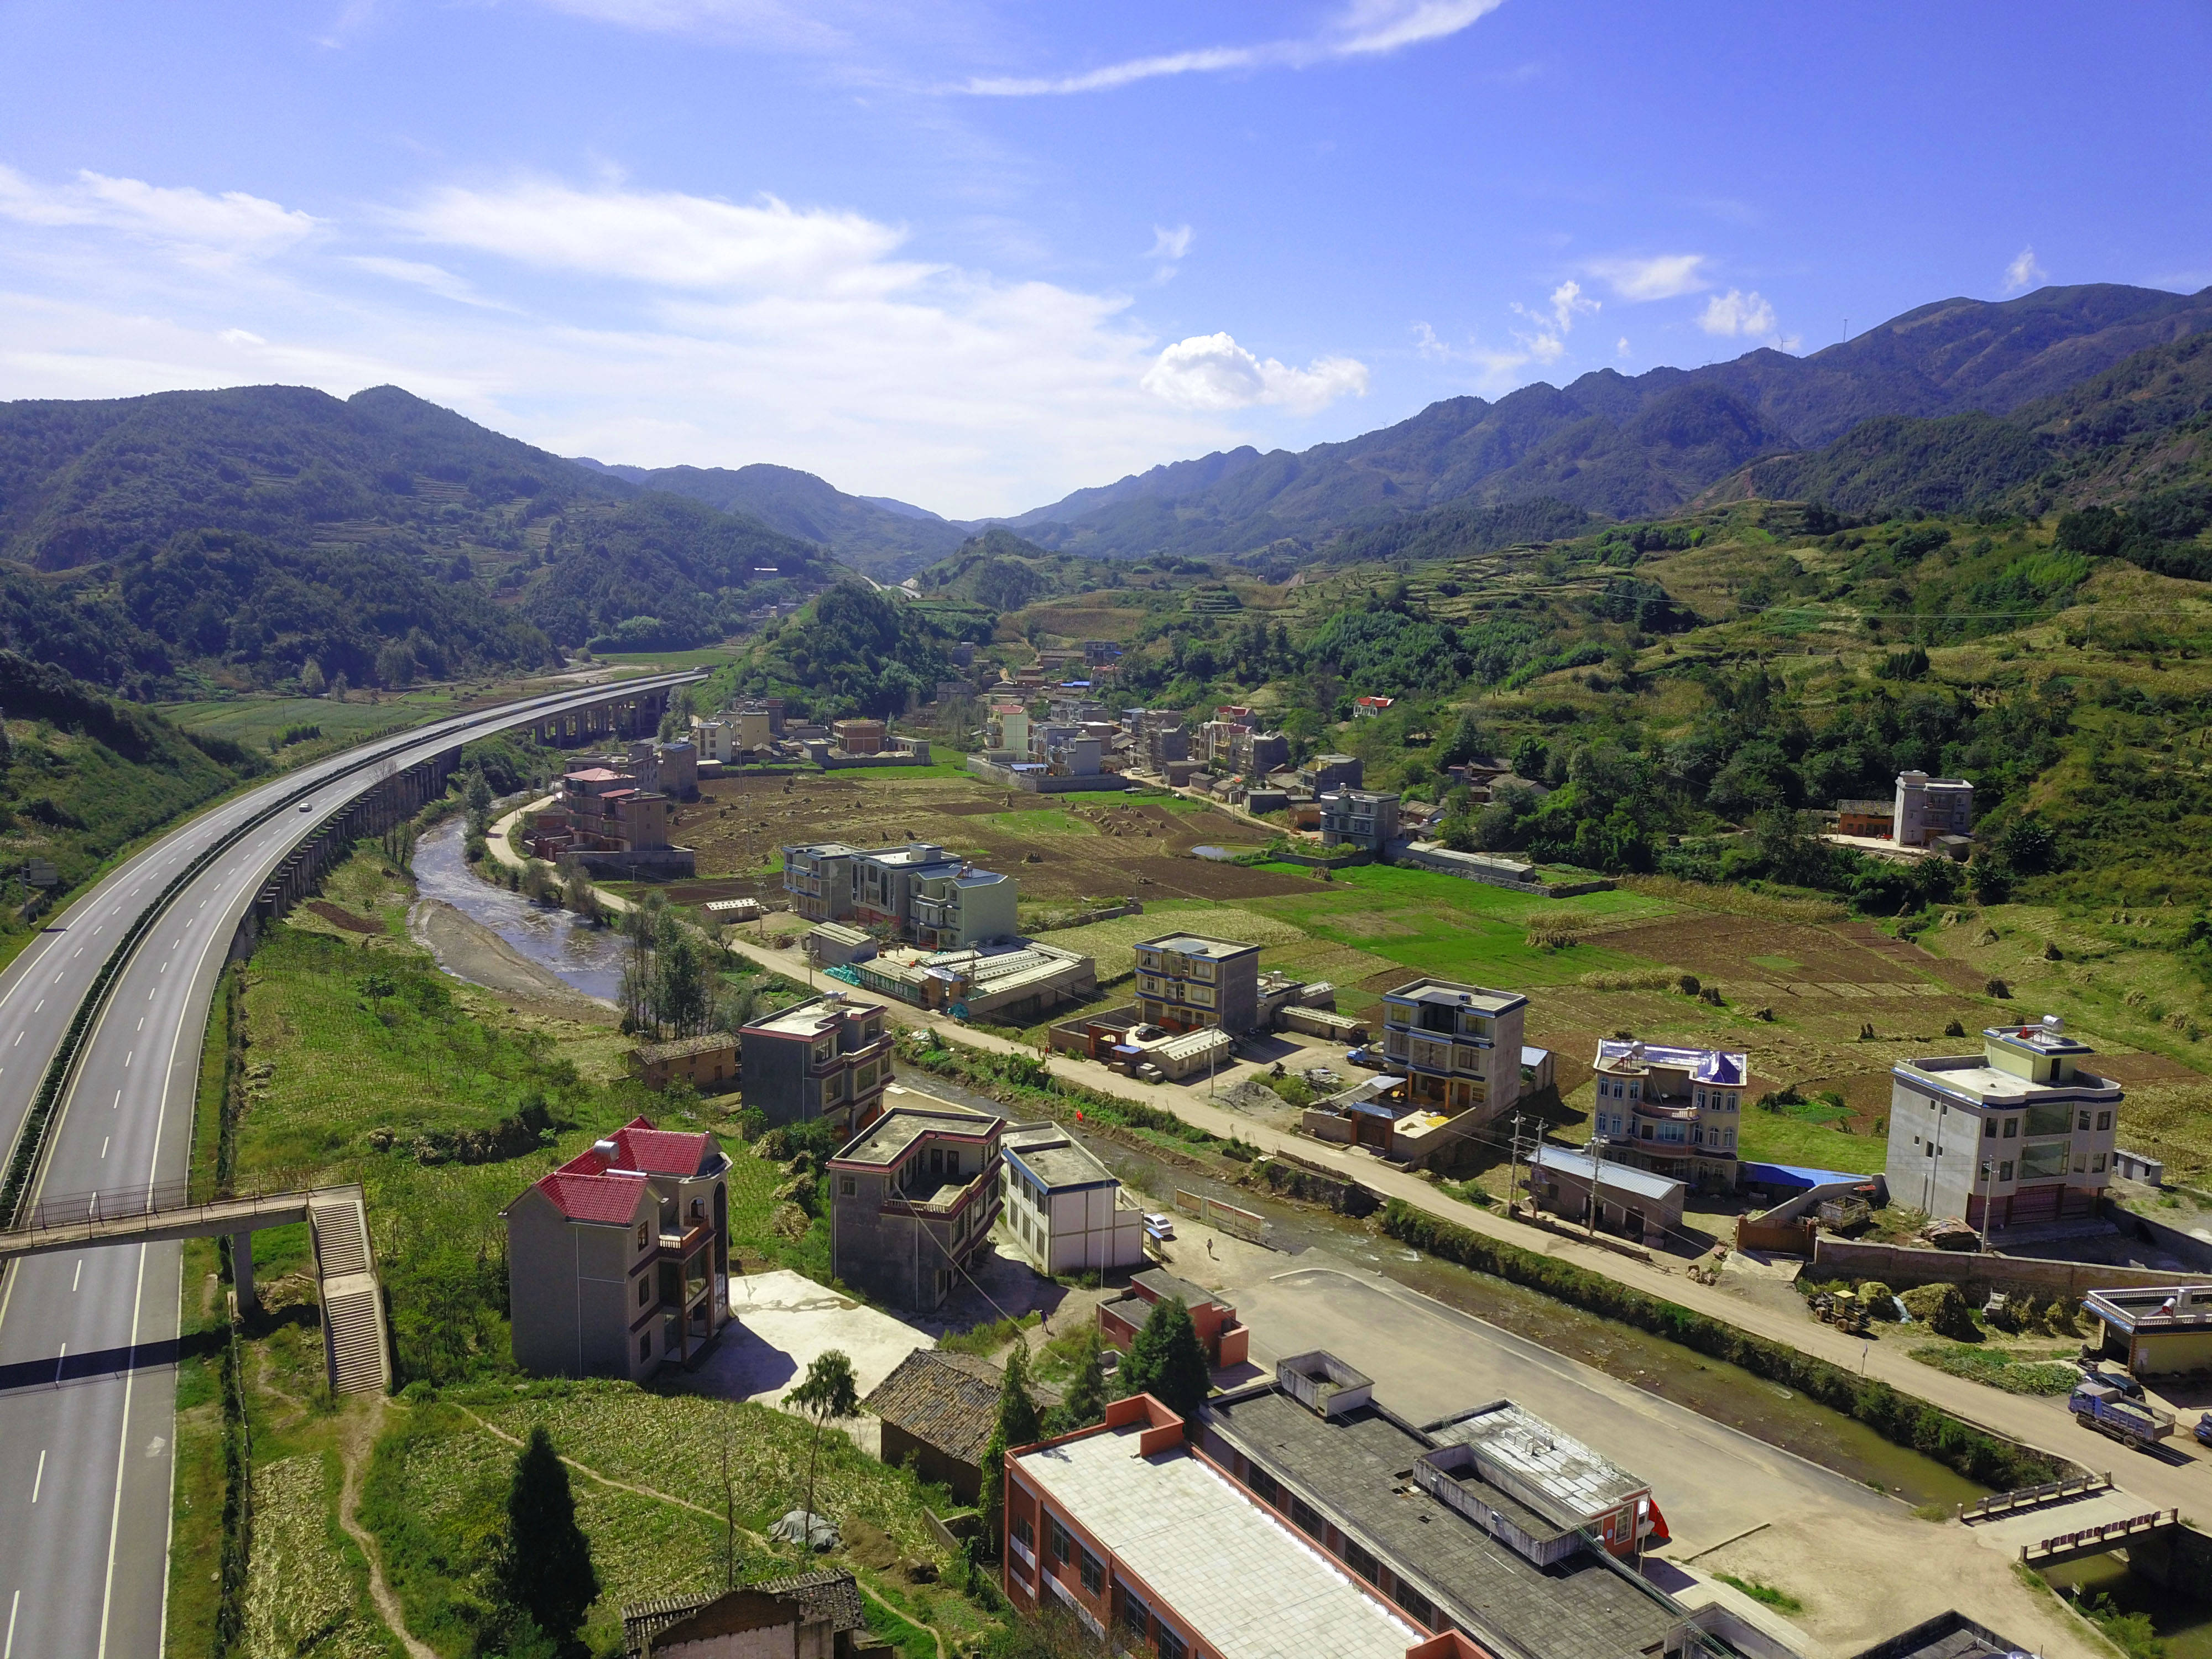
[0,1181,392,1395]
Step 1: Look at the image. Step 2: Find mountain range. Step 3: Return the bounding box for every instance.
[560,283,2212,579]
[994,283,2212,562]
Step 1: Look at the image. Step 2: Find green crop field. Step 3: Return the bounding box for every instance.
[1244,865,1674,992]
[161,695,425,750]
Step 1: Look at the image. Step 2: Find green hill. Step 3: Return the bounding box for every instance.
[0,650,258,931]
[570,458,968,583]
[1732,331,2212,523]
[0,385,835,693]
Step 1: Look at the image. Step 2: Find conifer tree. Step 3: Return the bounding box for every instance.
[980,1344,1042,1546]
[1119,1297,1211,1422]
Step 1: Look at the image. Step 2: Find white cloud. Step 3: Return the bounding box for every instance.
[1147,223,1194,263]
[1588,253,1708,301]
[2004,245,2047,294]
[530,0,854,51]
[0,163,1366,517]
[1141,332,1368,414]
[392,180,914,296]
[1616,336,1630,357]
[963,0,1504,95]
[346,255,497,306]
[1699,288,1778,338]
[0,164,317,258]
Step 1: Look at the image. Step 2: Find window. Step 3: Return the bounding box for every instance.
[1248,1467,1281,1508]
[2020,1142,2068,1179]
[2003,1118,2017,1139]
[1344,1539,1379,1583]
[2024,1100,2072,1136]
[1048,1517,1072,1566]
[1724,1128,1736,1149]
[636,1223,649,1249]
[1726,1093,1738,1110]
[2074,1155,2088,1174]
[638,1277,651,1307]
[1984,1118,1997,1139]
[2093,1153,2107,1173]
[1078,1548,1104,1596]
[840,1176,857,1197]
[1118,1588,1151,1634]
[1156,1625,1187,1659]
[1013,1516,1034,1551]
[1695,1089,1707,1109]
[1999,1160,2013,1182]
[2096,1110,2112,1131]
[1394,1584,1436,1630]
[2079,1110,2094,1133]
[639,1331,651,1360]
[1289,1496,1324,1540]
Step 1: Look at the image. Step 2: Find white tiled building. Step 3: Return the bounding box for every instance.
[1886,1015,2121,1230]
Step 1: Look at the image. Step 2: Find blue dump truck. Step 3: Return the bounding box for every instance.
[2070,1380,2176,1450]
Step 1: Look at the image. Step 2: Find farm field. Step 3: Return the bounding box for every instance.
[366,1384,990,1659]
[668,767,1291,907]
[161,693,437,750]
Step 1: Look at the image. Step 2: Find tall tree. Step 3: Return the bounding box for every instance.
[979,1345,1043,1549]
[493,1426,599,1653]
[784,1350,860,1529]
[1042,1330,1108,1438]
[1119,1298,1211,1422]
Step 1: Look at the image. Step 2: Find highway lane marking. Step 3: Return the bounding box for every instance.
[125,1051,132,1067]
[137,1018,142,1031]
[32,1000,40,1013]
[72,1260,81,1292]
[101,1138,108,1159]
[30,1450,44,1503]
[113,1092,119,1110]
[5,1587,17,1659]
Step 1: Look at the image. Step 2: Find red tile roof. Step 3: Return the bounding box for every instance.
[556,1116,716,1180]
[533,1169,648,1224]
[565,768,625,783]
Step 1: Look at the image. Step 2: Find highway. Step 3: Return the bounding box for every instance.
[0,672,695,1659]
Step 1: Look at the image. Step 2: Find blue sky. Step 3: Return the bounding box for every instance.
[1,0,2207,517]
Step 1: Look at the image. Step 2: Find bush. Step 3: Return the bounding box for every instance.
[1986,977,2011,998]
[1859,1281,1901,1321]
[1900,1282,1979,1340]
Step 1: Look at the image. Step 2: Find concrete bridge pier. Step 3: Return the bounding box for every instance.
[231,1230,257,1312]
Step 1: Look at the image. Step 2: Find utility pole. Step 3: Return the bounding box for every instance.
[1507,1112,1525,1217]
[1586,1135,1607,1238]
[1977,1154,1996,1255]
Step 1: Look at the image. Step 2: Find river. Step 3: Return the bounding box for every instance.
[411,815,628,1001]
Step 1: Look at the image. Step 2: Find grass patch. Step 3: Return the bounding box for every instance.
[237,847,812,1387]
[1716,1573,1804,1615]
[1737,1105,1887,1174]
[366,1384,987,1658]
[1909,1344,2080,1396]
[161,695,421,751]
[1245,864,1671,988]
[940,1312,1040,1358]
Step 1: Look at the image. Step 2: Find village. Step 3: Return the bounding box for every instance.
[422,672,2212,1659]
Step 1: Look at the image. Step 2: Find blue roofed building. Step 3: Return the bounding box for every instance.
[1588,1039,1750,1194]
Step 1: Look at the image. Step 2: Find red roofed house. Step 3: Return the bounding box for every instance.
[501,1117,731,1380]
